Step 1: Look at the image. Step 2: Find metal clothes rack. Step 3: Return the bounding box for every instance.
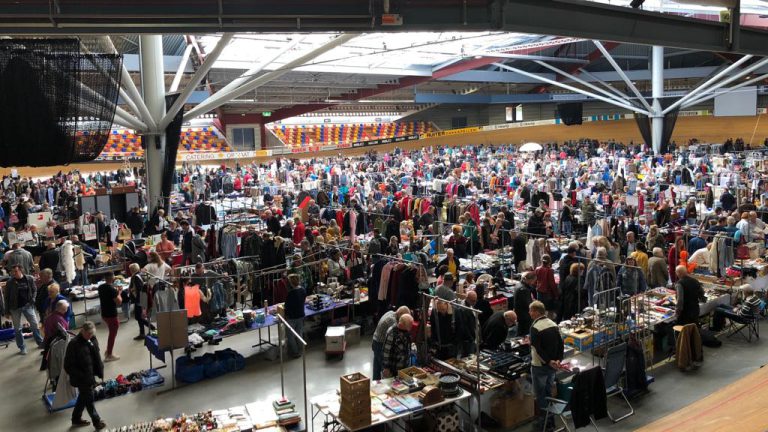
[276,314,309,431]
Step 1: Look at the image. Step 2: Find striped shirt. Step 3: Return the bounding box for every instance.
[740,295,761,317]
[373,311,397,343]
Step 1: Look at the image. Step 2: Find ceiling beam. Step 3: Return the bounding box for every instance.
[184,33,357,121]
[160,33,234,130]
[529,41,620,94]
[267,38,574,122]
[501,0,768,56]
[0,1,766,55]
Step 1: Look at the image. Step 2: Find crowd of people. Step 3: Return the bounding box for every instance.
[2,137,768,430]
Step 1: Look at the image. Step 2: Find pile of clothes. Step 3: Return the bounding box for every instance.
[92,369,164,401]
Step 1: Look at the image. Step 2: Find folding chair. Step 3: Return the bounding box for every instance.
[603,343,634,422]
[727,313,760,342]
[542,367,601,432]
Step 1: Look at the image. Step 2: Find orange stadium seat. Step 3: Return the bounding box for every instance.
[97,126,232,158]
[267,121,435,149]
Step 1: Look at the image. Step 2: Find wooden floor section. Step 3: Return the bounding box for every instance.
[635,365,768,432]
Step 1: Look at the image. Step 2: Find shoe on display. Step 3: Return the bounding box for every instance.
[71,419,91,427]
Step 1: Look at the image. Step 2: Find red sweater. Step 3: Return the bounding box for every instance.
[535,266,559,299]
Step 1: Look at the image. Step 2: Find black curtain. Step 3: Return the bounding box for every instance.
[634,98,680,154]
[161,93,184,213]
[0,39,121,167]
[557,103,583,126]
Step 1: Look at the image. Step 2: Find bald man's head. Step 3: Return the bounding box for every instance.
[398,314,414,330]
[395,306,411,318]
[465,290,477,306]
[504,311,518,327]
[675,265,688,279]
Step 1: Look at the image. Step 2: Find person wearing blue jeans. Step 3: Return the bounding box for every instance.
[5,265,43,354]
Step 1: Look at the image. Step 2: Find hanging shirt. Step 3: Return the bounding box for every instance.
[185,284,202,318]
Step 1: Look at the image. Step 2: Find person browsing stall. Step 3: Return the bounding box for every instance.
[529,300,564,431]
[381,314,414,378]
[372,306,411,380]
[284,274,307,359]
[481,310,517,350]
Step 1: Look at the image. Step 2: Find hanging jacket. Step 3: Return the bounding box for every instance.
[570,367,608,428]
[676,323,703,370]
[625,337,648,394]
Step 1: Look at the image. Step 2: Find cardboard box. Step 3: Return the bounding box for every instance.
[325,326,346,352]
[563,329,596,352]
[345,324,361,345]
[747,242,764,259]
[490,382,535,428]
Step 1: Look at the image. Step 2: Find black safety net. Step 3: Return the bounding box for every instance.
[0,39,122,167]
[634,99,679,154]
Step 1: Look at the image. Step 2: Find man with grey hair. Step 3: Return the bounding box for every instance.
[713,284,761,331]
[455,290,479,357]
[372,306,411,380]
[128,263,154,340]
[648,247,669,288]
[35,268,55,318]
[675,265,705,325]
[64,321,106,430]
[436,248,460,279]
[43,299,70,348]
[2,242,33,274]
[435,272,456,301]
[3,264,42,354]
[382,313,414,378]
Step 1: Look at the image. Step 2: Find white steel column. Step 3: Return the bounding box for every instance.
[139,35,167,214]
[651,46,664,155]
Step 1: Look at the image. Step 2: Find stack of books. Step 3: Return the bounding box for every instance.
[273,398,301,427]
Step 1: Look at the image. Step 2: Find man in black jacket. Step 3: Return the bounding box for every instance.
[481,310,517,350]
[514,272,536,336]
[558,245,578,294]
[64,321,106,430]
[126,207,144,239]
[284,274,307,358]
[455,291,479,357]
[529,300,564,431]
[264,210,281,236]
[675,266,705,325]
[38,242,60,275]
[511,231,527,272]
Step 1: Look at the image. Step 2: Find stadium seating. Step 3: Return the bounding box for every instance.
[96,127,231,158]
[269,121,434,148]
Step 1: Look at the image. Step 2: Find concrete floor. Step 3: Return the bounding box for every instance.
[2,301,766,432]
